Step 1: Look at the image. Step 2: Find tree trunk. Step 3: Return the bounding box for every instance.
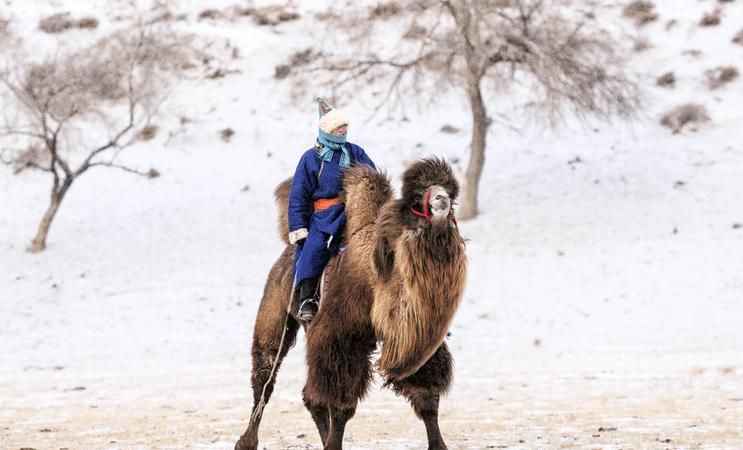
[28,179,72,253]
[459,77,488,220]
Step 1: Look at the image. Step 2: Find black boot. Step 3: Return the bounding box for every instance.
[297,277,319,321]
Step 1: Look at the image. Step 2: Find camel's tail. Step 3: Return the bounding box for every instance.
[272,164,391,245]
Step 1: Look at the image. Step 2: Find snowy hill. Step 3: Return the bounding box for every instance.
[1,1,742,449]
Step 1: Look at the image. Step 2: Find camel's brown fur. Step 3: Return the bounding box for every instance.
[235,159,466,450]
[372,158,466,380]
[273,178,292,245]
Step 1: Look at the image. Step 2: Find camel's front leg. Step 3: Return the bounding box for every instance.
[324,406,356,450]
[388,343,453,450]
[303,387,330,444]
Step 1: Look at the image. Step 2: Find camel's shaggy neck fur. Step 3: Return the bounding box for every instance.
[371,159,466,380]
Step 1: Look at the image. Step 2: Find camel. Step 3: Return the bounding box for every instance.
[234,158,467,450]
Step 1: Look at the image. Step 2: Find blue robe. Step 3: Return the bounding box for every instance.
[289,142,376,284]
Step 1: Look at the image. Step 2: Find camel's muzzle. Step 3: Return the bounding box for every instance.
[428,185,450,219]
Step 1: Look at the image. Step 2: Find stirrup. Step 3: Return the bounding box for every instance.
[298,298,319,321]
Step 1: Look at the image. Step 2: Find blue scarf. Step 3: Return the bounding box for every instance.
[317,129,350,168]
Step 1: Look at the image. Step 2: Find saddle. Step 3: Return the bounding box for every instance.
[315,242,347,311]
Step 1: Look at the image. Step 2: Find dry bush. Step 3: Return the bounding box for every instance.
[39,12,73,33]
[274,48,318,80]
[622,1,658,26]
[733,29,743,45]
[39,12,99,33]
[700,9,721,27]
[220,128,235,142]
[370,2,401,19]
[199,9,222,20]
[660,103,710,133]
[706,66,739,89]
[252,5,300,26]
[403,23,427,40]
[656,72,675,87]
[633,36,652,52]
[137,125,159,141]
[76,17,99,29]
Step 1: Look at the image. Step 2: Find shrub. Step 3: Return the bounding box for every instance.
[370,2,401,19]
[137,125,159,141]
[76,17,99,29]
[39,12,73,33]
[622,1,658,26]
[198,9,222,20]
[633,36,652,52]
[660,103,710,133]
[220,128,235,142]
[253,5,300,26]
[733,29,743,45]
[706,66,739,89]
[700,10,721,27]
[656,72,675,87]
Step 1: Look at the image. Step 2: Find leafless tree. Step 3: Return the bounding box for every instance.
[1,24,193,252]
[291,0,640,219]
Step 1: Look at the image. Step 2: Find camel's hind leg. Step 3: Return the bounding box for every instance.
[235,248,299,450]
[388,342,454,450]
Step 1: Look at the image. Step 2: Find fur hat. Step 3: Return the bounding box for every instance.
[317,98,348,133]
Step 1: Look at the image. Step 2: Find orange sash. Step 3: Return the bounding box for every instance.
[314,197,342,211]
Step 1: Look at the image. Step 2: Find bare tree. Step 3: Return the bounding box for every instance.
[289,0,640,219]
[1,24,193,252]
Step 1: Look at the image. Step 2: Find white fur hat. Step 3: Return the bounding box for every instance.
[318,108,348,134]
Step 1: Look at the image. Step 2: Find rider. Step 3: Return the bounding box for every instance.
[287,99,376,321]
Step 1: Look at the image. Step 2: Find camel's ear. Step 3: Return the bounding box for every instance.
[374,235,395,283]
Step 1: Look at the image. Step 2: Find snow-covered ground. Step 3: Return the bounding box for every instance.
[1,1,742,449]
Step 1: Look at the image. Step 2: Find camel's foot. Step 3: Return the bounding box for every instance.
[234,432,257,450]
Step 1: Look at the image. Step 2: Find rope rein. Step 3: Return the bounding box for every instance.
[249,288,293,427]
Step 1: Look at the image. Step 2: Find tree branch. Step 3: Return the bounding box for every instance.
[87,161,154,177]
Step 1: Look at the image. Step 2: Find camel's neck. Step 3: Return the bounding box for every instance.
[373,223,467,380]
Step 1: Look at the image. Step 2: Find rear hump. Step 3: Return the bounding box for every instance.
[274,177,292,245]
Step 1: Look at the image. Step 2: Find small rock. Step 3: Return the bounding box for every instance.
[440,124,459,134]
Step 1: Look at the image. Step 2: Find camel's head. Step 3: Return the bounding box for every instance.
[401,157,459,226]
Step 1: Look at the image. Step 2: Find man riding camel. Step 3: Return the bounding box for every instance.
[288,99,376,321]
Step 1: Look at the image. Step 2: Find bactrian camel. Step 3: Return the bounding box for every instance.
[235,158,467,450]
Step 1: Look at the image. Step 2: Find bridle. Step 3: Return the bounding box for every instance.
[410,190,458,228]
[409,190,432,222]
